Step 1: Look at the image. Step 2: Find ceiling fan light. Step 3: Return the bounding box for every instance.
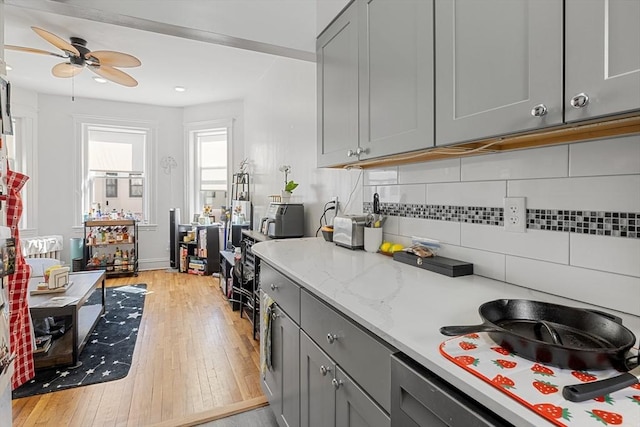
[174,86,186,92]
[93,76,108,83]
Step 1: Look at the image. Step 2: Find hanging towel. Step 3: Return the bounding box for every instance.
[4,167,35,389]
[260,292,275,377]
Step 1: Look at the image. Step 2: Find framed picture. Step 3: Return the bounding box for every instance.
[129,174,143,198]
[105,175,118,198]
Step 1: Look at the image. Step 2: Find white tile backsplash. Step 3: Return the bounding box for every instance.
[364,167,398,186]
[364,139,640,313]
[508,175,640,211]
[399,158,461,184]
[398,217,460,245]
[428,181,506,206]
[437,245,506,282]
[461,224,569,264]
[374,185,401,204]
[570,135,640,177]
[506,256,640,316]
[461,145,568,181]
[570,234,640,277]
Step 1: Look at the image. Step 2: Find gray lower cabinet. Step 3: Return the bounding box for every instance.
[565,0,640,122]
[262,303,300,427]
[260,262,301,427]
[391,354,511,427]
[435,0,563,146]
[317,0,433,167]
[300,332,390,427]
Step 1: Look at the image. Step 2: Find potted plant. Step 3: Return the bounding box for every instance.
[279,165,298,203]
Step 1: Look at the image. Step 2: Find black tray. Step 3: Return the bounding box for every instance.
[393,251,473,277]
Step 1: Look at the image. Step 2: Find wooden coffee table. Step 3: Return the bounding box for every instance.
[28,270,106,369]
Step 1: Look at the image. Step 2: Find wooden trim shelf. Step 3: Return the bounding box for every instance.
[332,113,640,169]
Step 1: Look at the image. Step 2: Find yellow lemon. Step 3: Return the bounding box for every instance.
[390,243,404,253]
[379,242,392,253]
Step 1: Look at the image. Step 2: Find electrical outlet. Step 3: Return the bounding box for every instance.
[331,196,339,214]
[504,197,526,233]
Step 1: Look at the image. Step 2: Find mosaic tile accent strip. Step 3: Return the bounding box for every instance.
[527,210,638,238]
[362,202,639,239]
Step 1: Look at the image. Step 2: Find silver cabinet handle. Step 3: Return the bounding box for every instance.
[332,378,343,390]
[319,365,332,376]
[270,283,278,291]
[355,146,368,156]
[271,312,280,320]
[571,93,589,109]
[346,149,356,157]
[326,333,338,344]
[531,104,547,117]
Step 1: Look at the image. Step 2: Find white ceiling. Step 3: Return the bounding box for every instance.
[3,0,322,107]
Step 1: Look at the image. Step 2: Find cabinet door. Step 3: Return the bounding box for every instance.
[358,0,434,159]
[435,0,563,146]
[300,332,336,427]
[317,1,360,167]
[565,0,640,122]
[335,367,390,427]
[262,305,300,427]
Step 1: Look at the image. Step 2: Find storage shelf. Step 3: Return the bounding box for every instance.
[83,220,138,277]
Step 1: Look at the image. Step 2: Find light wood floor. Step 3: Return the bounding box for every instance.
[12,270,264,426]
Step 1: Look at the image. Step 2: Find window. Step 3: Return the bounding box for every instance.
[76,117,154,224]
[187,121,231,220]
[105,173,118,198]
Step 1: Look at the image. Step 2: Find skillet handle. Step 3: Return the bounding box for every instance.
[585,309,622,324]
[563,371,639,402]
[439,324,500,336]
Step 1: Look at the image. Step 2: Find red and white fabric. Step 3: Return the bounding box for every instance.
[3,167,34,389]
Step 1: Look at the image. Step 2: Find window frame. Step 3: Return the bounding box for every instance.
[185,119,233,220]
[74,115,156,226]
[5,112,38,236]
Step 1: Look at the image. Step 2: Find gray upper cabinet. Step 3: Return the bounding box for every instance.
[317,0,433,167]
[317,1,360,167]
[565,0,640,122]
[358,0,433,161]
[435,0,564,146]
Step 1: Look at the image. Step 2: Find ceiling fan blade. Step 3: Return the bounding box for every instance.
[52,62,83,78]
[89,65,138,87]
[87,51,141,68]
[32,26,80,56]
[5,44,66,58]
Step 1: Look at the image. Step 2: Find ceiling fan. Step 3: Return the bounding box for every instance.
[6,26,141,87]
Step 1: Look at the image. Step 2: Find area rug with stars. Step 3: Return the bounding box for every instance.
[12,284,147,399]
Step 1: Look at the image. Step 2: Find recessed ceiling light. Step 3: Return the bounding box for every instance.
[174,86,186,92]
[5,65,12,71]
[93,76,108,83]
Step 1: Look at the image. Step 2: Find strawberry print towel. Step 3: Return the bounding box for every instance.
[440,333,640,426]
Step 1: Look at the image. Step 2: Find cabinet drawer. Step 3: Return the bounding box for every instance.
[391,353,511,427]
[301,289,393,413]
[259,262,300,324]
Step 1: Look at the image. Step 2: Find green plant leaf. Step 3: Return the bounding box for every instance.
[285,181,298,192]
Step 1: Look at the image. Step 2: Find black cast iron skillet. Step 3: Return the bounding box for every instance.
[440,299,637,372]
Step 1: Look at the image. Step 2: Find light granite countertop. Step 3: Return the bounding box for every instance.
[252,237,640,427]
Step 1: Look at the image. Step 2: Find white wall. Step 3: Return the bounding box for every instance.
[14,91,184,269]
[364,136,640,316]
[243,56,362,238]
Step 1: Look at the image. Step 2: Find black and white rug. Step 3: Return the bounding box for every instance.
[12,284,147,399]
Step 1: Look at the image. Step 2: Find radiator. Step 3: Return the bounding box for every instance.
[20,235,64,260]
